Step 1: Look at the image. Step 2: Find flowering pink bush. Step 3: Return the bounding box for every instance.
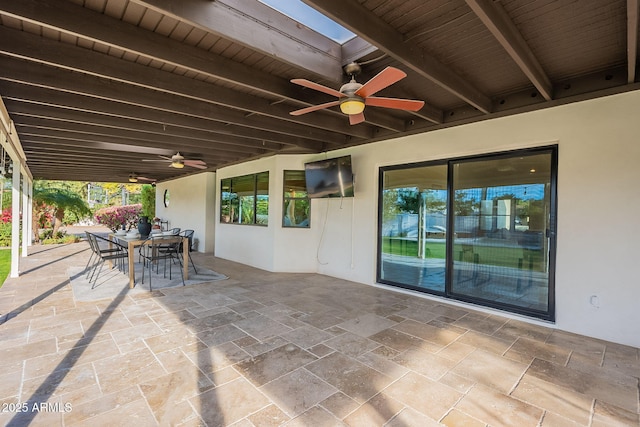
[1,208,11,223]
[94,204,142,232]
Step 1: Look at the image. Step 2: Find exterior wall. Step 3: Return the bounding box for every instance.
[156,172,215,253]
[213,90,640,347]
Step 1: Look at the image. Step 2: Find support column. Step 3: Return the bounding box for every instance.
[10,157,20,278]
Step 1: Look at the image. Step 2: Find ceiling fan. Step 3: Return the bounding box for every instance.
[289,63,425,125]
[128,173,156,183]
[142,152,207,169]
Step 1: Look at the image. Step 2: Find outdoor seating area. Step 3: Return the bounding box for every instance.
[0,240,638,426]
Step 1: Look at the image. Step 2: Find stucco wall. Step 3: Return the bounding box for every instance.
[212,90,640,347]
[155,172,216,253]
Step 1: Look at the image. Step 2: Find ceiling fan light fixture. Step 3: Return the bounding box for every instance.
[128,174,138,183]
[171,160,185,169]
[340,97,365,115]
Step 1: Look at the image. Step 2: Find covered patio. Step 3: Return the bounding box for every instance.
[0,237,638,426]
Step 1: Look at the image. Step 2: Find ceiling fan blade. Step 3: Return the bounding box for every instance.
[349,112,365,125]
[184,160,208,169]
[291,79,345,98]
[138,176,155,182]
[365,97,425,111]
[142,159,170,162]
[290,100,341,116]
[355,67,407,98]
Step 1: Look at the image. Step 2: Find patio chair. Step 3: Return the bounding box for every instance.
[86,233,129,288]
[178,229,198,274]
[139,236,185,291]
[84,231,121,276]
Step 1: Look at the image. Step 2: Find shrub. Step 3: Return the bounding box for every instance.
[0,222,11,247]
[94,204,142,232]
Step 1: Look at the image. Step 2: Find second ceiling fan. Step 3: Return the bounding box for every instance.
[142,152,207,169]
[289,63,425,125]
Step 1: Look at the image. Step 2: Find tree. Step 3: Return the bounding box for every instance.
[33,187,91,242]
[140,184,156,219]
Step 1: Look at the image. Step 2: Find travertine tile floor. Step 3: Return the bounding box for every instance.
[0,242,638,426]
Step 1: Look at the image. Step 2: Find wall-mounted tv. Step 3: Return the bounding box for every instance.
[304,155,355,198]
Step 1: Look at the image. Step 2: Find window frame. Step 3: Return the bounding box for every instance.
[282,170,310,228]
[377,146,557,321]
[220,171,269,226]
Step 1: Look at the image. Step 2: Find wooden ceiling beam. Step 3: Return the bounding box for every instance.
[302,0,492,113]
[465,0,553,101]
[3,100,293,152]
[628,0,639,83]
[0,58,357,147]
[14,117,271,156]
[0,26,405,135]
[132,0,343,82]
[0,81,336,152]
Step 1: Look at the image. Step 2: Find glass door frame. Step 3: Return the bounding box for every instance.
[377,145,558,321]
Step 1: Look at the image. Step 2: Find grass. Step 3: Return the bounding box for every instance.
[0,248,10,287]
[381,237,544,271]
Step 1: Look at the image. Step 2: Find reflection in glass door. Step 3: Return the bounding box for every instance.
[450,152,554,316]
[377,147,556,320]
[378,163,448,293]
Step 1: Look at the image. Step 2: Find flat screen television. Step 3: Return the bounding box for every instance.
[304,155,355,198]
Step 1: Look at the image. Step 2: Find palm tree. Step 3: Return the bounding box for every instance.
[33,188,90,242]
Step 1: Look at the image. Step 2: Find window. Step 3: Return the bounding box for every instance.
[220,172,269,225]
[283,170,310,227]
[378,147,557,320]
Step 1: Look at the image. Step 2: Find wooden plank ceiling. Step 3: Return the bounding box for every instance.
[0,0,637,183]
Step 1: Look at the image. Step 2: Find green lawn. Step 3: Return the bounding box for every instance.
[381,237,544,271]
[0,249,10,286]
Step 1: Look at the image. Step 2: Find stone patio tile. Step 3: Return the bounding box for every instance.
[1,244,638,427]
[455,330,514,355]
[235,344,317,387]
[279,325,333,349]
[451,349,528,394]
[337,313,397,338]
[493,318,554,343]
[319,392,360,420]
[505,336,572,365]
[440,408,486,427]
[68,396,157,426]
[92,347,165,394]
[0,337,57,365]
[368,327,425,352]
[233,314,293,340]
[382,371,461,421]
[139,369,215,422]
[393,319,460,350]
[591,400,640,427]
[247,404,291,426]
[192,377,270,426]
[392,345,458,380]
[260,368,336,417]
[324,331,380,357]
[512,374,593,425]
[453,312,508,335]
[197,323,248,347]
[342,393,404,426]
[25,337,120,380]
[305,352,394,404]
[455,384,543,427]
[186,341,251,377]
[286,406,345,427]
[527,357,639,413]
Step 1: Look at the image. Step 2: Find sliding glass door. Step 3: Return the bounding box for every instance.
[378,163,448,293]
[378,147,556,320]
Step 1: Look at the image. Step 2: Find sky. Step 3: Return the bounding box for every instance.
[258,0,355,43]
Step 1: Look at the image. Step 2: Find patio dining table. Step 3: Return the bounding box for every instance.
[109,233,189,288]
